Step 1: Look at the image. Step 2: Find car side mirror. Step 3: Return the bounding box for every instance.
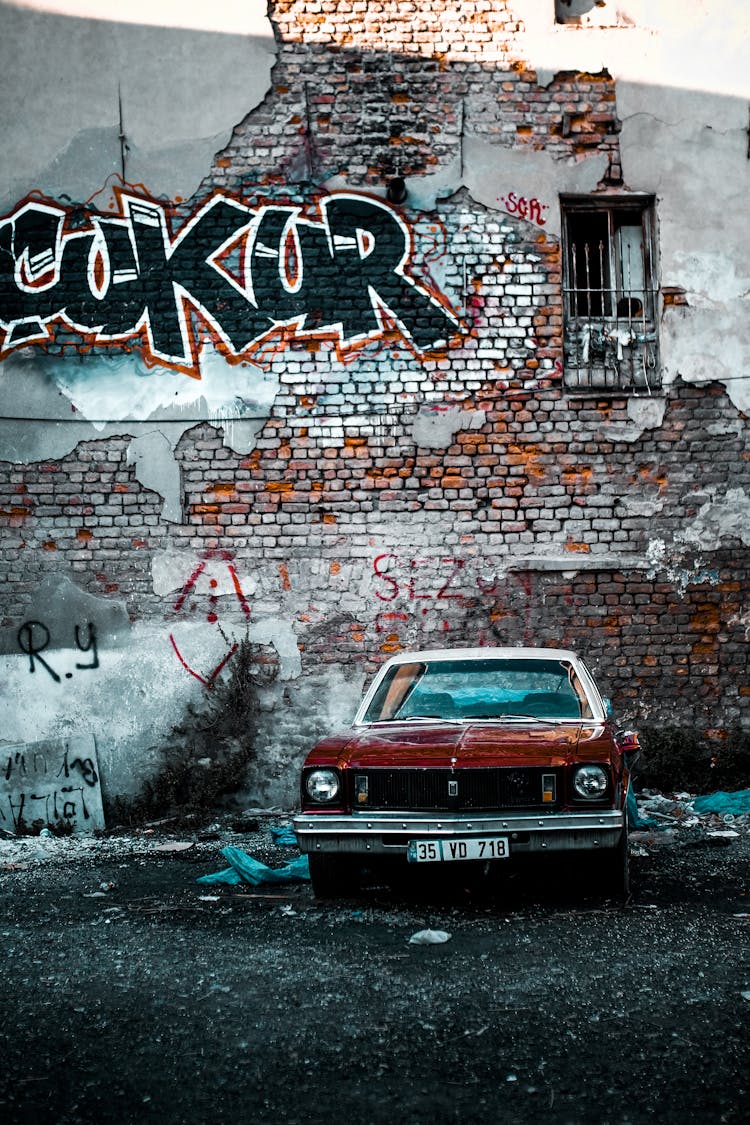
[616,729,641,771]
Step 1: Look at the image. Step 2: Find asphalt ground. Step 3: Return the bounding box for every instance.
[1,812,748,1125]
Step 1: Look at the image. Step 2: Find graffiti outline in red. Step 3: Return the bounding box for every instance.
[169,551,251,688]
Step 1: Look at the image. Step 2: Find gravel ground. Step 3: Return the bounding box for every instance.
[1,800,749,1125]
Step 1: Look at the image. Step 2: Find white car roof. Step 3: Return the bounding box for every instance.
[381,647,582,665]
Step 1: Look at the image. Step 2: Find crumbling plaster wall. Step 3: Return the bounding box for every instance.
[515,0,750,415]
[0,0,278,501]
[0,0,283,802]
[1,0,749,811]
[0,0,276,212]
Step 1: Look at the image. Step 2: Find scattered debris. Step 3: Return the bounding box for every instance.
[83,882,115,898]
[196,846,310,887]
[692,789,750,817]
[153,841,195,853]
[630,789,750,851]
[409,929,452,945]
[271,825,298,846]
[627,788,672,829]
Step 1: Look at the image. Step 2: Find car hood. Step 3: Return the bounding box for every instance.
[333,720,612,769]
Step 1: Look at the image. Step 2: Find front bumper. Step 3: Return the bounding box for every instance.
[292,809,625,857]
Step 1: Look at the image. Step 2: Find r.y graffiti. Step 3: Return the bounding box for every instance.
[16,621,99,682]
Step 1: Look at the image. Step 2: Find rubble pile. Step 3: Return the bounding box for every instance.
[631,788,750,851]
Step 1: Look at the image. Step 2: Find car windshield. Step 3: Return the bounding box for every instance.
[362,657,594,723]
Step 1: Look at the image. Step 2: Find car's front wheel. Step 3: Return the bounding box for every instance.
[308,852,361,899]
[595,822,630,901]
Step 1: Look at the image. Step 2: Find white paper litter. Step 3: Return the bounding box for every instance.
[409,929,452,945]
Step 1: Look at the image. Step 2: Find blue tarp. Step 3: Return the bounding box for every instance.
[626,786,664,829]
[692,788,750,816]
[197,846,310,886]
[270,825,298,846]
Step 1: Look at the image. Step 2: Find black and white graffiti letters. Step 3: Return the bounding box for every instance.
[74,623,99,671]
[17,620,99,682]
[1,736,105,832]
[0,190,459,374]
[17,621,59,681]
[57,744,98,788]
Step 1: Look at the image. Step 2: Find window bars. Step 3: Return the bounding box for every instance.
[561,199,659,393]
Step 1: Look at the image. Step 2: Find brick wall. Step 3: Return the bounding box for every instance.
[212,2,620,191]
[1,1,748,804]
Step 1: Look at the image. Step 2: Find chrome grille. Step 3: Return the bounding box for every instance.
[351,768,561,811]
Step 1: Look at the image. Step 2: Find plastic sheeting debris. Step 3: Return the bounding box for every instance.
[270,825,298,846]
[196,846,310,887]
[628,787,750,851]
[409,929,452,945]
[692,789,750,816]
[627,786,665,829]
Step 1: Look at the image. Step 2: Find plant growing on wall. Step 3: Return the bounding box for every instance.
[112,638,277,823]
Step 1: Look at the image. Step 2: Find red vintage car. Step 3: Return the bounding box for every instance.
[293,648,640,899]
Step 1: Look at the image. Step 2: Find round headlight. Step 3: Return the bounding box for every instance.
[573,765,609,799]
[305,768,340,803]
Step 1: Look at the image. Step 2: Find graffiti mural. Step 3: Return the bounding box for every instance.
[168,549,252,687]
[497,192,549,227]
[0,190,460,377]
[371,553,535,651]
[16,620,99,682]
[1,734,105,833]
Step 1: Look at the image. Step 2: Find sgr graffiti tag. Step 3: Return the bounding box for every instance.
[0,190,460,375]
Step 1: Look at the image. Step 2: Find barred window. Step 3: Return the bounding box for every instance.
[561,195,659,393]
[555,1,633,28]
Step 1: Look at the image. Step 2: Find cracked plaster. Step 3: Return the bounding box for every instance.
[405,142,607,238]
[0,572,130,656]
[411,405,487,449]
[677,487,750,550]
[0,0,275,212]
[513,0,750,418]
[597,396,667,443]
[0,4,277,494]
[644,537,719,593]
[152,548,301,680]
[0,348,279,516]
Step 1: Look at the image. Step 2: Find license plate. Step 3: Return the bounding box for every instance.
[407,837,509,863]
